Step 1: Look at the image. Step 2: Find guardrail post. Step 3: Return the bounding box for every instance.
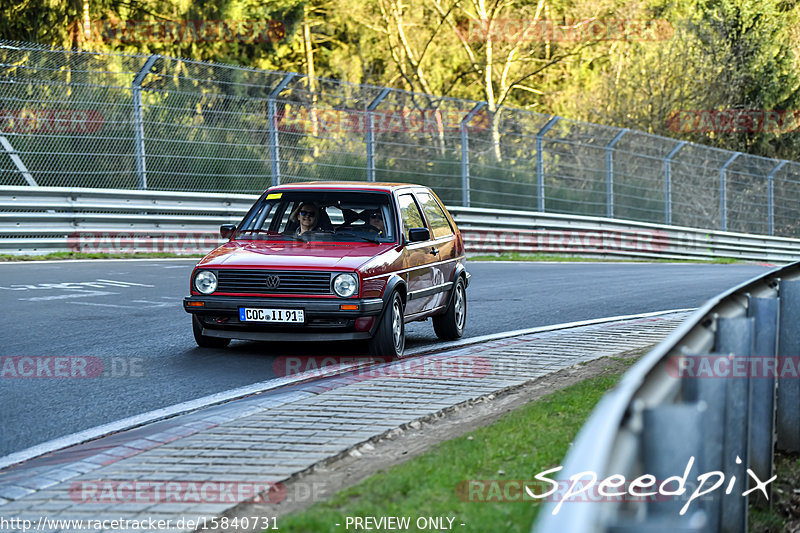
[664,141,686,225]
[605,129,626,218]
[716,316,754,533]
[720,153,740,232]
[748,296,779,507]
[641,404,705,520]
[460,103,487,207]
[0,133,36,186]
[132,54,161,190]
[268,73,296,187]
[682,356,727,533]
[536,117,559,212]
[777,279,800,452]
[366,88,390,182]
[767,161,786,236]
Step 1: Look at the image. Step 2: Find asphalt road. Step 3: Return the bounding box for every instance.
[0,259,772,458]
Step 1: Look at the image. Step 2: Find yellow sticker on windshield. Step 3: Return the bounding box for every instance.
[266,193,282,199]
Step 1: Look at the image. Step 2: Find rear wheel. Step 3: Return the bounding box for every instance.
[369,291,405,358]
[192,315,231,348]
[433,276,466,340]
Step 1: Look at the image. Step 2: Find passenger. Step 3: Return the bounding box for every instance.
[368,209,385,235]
[291,202,321,235]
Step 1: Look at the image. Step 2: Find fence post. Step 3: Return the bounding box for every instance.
[536,116,559,212]
[460,102,487,207]
[664,141,686,225]
[268,73,296,187]
[132,54,160,190]
[605,129,627,218]
[366,88,390,182]
[720,152,740,232]
[767,160,786,236]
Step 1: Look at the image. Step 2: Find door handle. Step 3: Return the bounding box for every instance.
[429,247,439,256]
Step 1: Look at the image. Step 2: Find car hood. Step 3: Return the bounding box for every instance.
[197,240,396,271]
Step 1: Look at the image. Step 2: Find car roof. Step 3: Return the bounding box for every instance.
[267,181,425,194]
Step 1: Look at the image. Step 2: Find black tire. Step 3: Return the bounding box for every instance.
[369,291,405,358]
[192,315,231,348]
[433,276,467,340]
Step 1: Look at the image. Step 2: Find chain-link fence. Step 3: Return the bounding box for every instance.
[2,40,800,237]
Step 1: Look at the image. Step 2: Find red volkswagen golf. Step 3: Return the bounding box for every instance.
[183,182,470,358]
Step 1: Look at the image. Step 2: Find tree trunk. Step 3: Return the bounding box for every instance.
[302,6,319,157]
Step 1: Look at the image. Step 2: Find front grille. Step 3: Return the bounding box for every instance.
[216,270,332,295]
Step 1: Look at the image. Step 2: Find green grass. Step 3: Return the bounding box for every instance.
[277,361,633,533]
[467,252,742,264]
[748,451,800,532]
[0,252,204,261]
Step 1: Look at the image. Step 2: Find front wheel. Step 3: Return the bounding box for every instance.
[369,291,405,358]
[192,315,231,348]
[433,276,466,340]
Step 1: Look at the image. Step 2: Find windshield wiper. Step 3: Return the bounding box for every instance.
[237,229,278,235]
[333,229,381,243]
[236,229,303,241]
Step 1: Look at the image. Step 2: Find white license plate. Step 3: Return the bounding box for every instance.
[239,308,305,323]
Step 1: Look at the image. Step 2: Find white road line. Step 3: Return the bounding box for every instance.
[69,300,172,309]
[18,290,117,302]
[68,301,133,308]
[95,279,155,287]
[0,307,695,472]
[131,300,173,307]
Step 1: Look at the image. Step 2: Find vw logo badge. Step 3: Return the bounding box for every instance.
[264,275,280,289]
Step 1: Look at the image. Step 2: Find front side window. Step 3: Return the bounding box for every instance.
[398,194,427,241]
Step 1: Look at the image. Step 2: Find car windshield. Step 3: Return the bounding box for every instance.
[235,190,397,243]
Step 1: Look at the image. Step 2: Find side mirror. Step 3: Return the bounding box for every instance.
[220,224,237,239]
[407,227,430,242]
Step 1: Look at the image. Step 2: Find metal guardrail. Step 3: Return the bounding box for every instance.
[2,187,800,261]
[450,207,800,263]
[533,262,800,532]
[0,187,256,254]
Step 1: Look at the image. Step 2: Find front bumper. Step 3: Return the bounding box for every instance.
[183,295,385,342]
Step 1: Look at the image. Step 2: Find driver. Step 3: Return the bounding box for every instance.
[291,202,321,235]
[368,209,385,235]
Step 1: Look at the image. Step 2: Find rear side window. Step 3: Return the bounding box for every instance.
[416,192,453,239]
[398,194,426,240]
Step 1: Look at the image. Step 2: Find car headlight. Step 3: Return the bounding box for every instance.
[333,273,358,298]
[194,270,218,294]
